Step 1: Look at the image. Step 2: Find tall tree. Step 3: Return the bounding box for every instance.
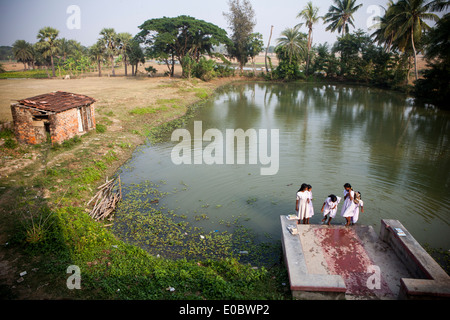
[136,16,230,77]
[296,1,321,74]
[414,11,450,107]
[265,25,274,73]
[117,32,132,76]
[247,32,264,73]
[370,1,397,52]
[89,40,106,77]
[99,28,118,76]
[323,0,362,36]
[127,40,145,76]
[36,26,60,77]
[12,40,34,70]
[385,0,439,81]
[223,0,256,72]
[276,26,308,64]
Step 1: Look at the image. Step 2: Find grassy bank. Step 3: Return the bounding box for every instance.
[0,69,49,79]
[0,76,290,300]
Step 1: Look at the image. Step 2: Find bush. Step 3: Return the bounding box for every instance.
[145,66,157,76]
[214,64,235,77]
[193,57,216,81]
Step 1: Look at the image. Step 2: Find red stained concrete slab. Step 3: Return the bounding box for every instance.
[312,226,393,298]
[281,216,420,300]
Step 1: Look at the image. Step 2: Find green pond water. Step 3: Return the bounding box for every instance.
[113,82,450,256]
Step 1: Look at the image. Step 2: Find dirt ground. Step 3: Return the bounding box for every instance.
[0,66,244,299]
[0,54,277,122]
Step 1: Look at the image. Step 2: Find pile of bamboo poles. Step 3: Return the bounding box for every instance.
[87,176,122,221]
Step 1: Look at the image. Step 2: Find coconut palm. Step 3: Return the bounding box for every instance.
[99,28,118,76]
[117,32,133,76]
[12,40,34,70]
[276,26,308,64]
[428,0,450,11]
[36,27,60,77]
[386,0,440,80]
[370,1,396,52]
[89,40,107,77]
[296,1,321,74]
[323,0,362,36]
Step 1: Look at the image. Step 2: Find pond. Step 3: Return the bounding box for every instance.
[113,82,450,260]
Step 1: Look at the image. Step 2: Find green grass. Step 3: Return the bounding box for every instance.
[0,69,49,79]
[96,124,107,133]
[129,106,159,115]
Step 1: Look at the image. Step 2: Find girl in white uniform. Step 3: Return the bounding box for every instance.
[321,194,341,225]
[305,184,314,224]
[343,191,364,226]
[295,183,310,224]
[340,183,354,219]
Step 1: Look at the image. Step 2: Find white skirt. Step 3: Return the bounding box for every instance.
[343,202,357,218]
[306,201,314,218]
[297,198,308,220]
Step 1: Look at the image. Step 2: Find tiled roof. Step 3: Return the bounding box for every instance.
[17,91,96,113]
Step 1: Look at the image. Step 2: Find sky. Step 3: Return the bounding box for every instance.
[0,0,408,48]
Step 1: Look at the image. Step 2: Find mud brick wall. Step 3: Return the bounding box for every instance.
[10,104,47,144]
[10,103,96,145]
[49,108,80,144]
[90,104,96,129]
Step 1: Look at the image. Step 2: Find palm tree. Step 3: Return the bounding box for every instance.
[296,1,321,74]
[12,40,34,70]
[99,28,118,76]
[117,32,132,76]
[58,38,82,61]
[276,27,308,64]
[89,40,106,77]
[370,1,396,52]
[36,27,60,77]
[323,0,362,36]
[387,0,440,81]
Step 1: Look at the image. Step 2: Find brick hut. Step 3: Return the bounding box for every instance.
[11,91,96,145]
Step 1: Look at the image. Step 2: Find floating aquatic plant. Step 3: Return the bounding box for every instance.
[112,180,280,267]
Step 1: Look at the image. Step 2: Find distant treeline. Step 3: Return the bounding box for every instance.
[0,46,13,61]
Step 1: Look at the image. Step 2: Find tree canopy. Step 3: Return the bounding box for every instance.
[136,15,231,76]
[223,0,257,72]
[323,0,362,36]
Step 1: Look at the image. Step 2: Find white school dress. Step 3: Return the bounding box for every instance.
[352,200,364,223]
[340,189,355,216]
[323,196,341,218]
[343,200,363,222]
[306,191,314,218]
[296,191,309,220]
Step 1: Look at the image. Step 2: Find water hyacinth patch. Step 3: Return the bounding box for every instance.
[111,180,281,267]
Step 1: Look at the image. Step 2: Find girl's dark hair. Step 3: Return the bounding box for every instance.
[297,183,308,192]
[328,194,337,202]
[344,183,352,188]
[307,184,312,189]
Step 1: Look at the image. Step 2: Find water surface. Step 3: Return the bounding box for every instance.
[116,82,450,250]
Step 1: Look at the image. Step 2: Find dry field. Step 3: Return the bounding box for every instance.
[0,70,238,179]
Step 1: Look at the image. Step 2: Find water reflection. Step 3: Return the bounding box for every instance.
[117,82,450,249]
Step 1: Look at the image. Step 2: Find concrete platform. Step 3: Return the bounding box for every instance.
[280,216,450,300]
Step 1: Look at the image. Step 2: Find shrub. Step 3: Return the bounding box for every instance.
[193,57,216,81]
[214,64,235,77]
[145,66,157,76]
